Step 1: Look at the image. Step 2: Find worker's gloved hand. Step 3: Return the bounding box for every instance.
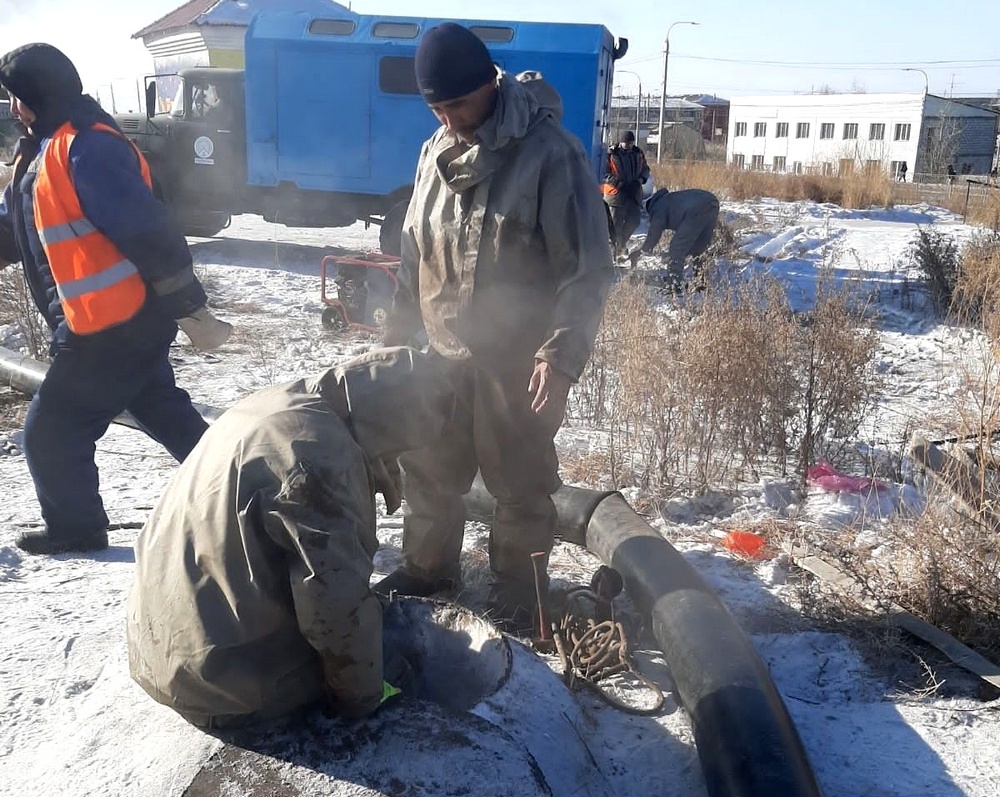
[177,306,232,351]
[383,649,418,697]
[379,680,403,706]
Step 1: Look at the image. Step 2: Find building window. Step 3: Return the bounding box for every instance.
[864,159,880,174]
[891,160,907,178]
[869,123,885,140]
[773,156,786,172]
[820,123,835,139]
[795,122,810,138]
[822,162,833,175]
[894,123,911,141]
[775,122,789,138]
[838,158,854,176]
[734,121,747,136]
[753,122,767,137]
[793,161,803,174]
[843,123,858,139]
[751,154,765,169]
[732,153,745,168]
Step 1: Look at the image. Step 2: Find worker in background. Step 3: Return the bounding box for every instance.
[127,347,453,728]
[601,130,650,260]
[629,187,720,291]
[0,42,231,555]
[378,23,613,635]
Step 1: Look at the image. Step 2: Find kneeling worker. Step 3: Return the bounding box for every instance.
[630,188,720,289]
[126,347,453,727]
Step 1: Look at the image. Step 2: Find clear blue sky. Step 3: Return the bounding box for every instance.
[6,0,1000,102]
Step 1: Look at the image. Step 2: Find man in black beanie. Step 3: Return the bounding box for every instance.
[378,23,614,635]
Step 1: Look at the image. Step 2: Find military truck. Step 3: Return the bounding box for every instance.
[114,10,627,253]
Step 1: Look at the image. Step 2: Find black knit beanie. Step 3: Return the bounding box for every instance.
[414,23,497,104]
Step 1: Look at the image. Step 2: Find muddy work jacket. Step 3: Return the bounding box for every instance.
[388,72,614,382]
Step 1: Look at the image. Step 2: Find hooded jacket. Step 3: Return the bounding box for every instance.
[0,43,206,348]
[126,347,453,726]
[388,72,613,382]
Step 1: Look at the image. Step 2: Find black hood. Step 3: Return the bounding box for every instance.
[0,43,85,136]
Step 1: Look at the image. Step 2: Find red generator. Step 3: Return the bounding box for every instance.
[320,252,400,333]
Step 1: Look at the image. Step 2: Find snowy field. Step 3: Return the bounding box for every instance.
[2,201,1000,796]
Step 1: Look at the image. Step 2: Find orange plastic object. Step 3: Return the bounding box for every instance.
[722,530,767,559]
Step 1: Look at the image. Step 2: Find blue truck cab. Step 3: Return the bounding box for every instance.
[116,10,626,249]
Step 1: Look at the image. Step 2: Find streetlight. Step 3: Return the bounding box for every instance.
[616,69,642,142]
[657,21,699,163]
[904,67,929,95]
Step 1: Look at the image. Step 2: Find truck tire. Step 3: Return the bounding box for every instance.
[378,201,408,257]
[183,212,232,238]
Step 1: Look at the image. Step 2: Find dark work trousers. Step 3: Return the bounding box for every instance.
[23,339,208,541]
[399,356,561,594]
[609,201,641,256]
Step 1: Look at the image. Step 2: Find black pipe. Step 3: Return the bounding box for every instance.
[1,345,823,796]
[0,346,223,426]
[465,479,824,797]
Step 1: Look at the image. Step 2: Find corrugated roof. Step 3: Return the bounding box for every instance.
[133,0,352,40]
[133,0,222,39]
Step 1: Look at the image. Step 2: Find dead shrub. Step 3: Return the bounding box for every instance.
[911,227,959,314]
[952,232,1000,324]
[0,267,49,360]
[573,272,881,492]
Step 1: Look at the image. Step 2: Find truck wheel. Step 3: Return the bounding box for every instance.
[378,201,408,257]
[183,212,231,238]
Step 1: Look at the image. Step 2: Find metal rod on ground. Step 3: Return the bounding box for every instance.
[531,551,552,642]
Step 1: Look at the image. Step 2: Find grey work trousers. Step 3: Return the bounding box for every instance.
[398,356,561,591]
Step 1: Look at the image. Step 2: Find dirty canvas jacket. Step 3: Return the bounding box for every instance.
[126,375,383,725]
[391,73,613,381]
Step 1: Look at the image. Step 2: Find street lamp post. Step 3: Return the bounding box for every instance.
[617,69,642,141]
[657,21,699,164]
[903,67,929,95]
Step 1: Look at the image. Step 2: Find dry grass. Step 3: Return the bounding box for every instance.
[651,161,895,209]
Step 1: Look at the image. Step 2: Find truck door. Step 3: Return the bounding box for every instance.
[172,75,247,203]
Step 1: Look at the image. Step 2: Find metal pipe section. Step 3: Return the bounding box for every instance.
[464,478,824,797]
[0,345,223,426]
[1,345,822,796]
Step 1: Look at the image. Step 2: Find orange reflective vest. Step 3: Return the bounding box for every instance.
[601,154,621,198]
[32,121,148,334]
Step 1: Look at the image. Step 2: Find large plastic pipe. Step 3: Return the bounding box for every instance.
[1,346,822,796]
[465,479,824,797]
[0,346,223,426]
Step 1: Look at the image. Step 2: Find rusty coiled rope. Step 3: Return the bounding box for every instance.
[552,588,664,716]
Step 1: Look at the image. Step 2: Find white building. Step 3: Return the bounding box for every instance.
[726,93,999,180]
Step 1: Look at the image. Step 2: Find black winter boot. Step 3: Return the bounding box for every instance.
[15,528,108,555]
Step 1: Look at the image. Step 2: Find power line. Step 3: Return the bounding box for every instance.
[621,52,1000,69]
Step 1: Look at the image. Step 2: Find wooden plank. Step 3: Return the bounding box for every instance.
[787,545,1000,690]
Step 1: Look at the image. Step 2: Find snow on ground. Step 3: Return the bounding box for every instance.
[3,202,1000,796]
